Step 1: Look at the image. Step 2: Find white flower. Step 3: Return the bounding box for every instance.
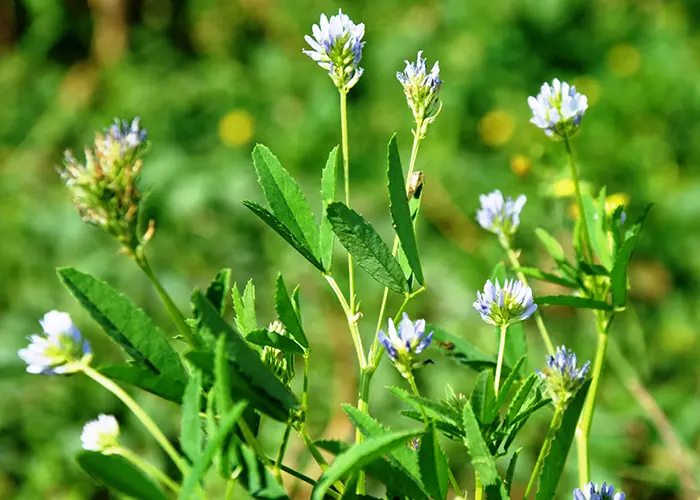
[81,414,120,452]
[528,78,588,138]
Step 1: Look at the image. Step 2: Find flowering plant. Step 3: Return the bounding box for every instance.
[18,7,676,500]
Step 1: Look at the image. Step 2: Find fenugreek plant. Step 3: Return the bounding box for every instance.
[21,7,680,500]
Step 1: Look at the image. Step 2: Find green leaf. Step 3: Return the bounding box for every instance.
[514,267,579,289]
[495,356,526,412]
[243,201,325,272]
[388,386,462,429]
[179,401,248,500]
[462,402,505,493]
[206,269,232,316]
[470,370,497,426]
[98,364,185,403]
[274,274,308,349]
[320,146,339,271]
[57,267,187,383]
[233,280,257,335]
[246,328,305,354]
[77,451,167,500]
[535,228,566,263]
[400,410,463,440]
[311,430,422,500]
[252,144,320,259]
[418,422,449,500]
[181,369,203,463]
[536,381,591,500]
[611,204,651,308]
[430,324,497,372]
[535,295,612,310]
[503,323,528,378]
[326,202,408,294]
[505,448,522,495]
[506,374,539,425]
[237,444,289,499]
[387,134,424,285]
[582,193,613,270]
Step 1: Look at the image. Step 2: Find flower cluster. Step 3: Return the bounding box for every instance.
[261,320,296,386]
[60,118,151,254]
[17,311,92,375]
[574,482,625,500]
[303,10,365,92]
[538,345,591,404]
[473,279,537,327]
[397,51,442,136]
[378,313,433,377]
[81,414,121,452]
[528,78,588,139]
[476,190,527,240]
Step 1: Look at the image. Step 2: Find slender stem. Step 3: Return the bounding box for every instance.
[524,403,565,498]
[324,275,365,369]
[278,464,341,499]
[224,476,236,500]
[575,329,609,486]
[274,422,293,482]
[474,479,484,500]
[406,373,428,425]
[339,90,355,315]
[299,428,329,470]
[239,419,272,467]
[500,238,555,355]
[116,447,181,494]
[563,136,592,262]
[494,325,508,395]
[81,365,189,475]
[447,467,462,497]
[135,254,198,348]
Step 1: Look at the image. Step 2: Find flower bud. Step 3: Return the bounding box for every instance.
[538,345,590,405]
[261,321,296,386]
[397,51,442,137]
[377,313,433,378]
[81,414,120,452]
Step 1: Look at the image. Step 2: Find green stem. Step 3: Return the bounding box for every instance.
[275,422,293,482]
[134,254,199,349]
[339,89,355,315]
[324,275,365,369]
[500,237,555,355]
[524,403,565,498]
[447,467,462,497]
[575,328,609,486]
[299,428,329,470]
[474,478,484,500]
[116,447,181,494]
[239,419,272,468]
[494,325,507,395]
[224,476,236,500]
[80,364,189,476]
[563,136,593,262]
[278,464,341,499]
[406,372,428,425]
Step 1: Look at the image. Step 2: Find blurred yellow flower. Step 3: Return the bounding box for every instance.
[605,192,630,213]
[510,154,531,177]
[552,179,575,197]
[571,76,601,106]
[479,110,515,147]
[607,44,641,77]
[219,110,255,147]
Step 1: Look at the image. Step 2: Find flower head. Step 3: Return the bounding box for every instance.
[81,414,120,452]
[528,78,588,139]
[538,345,591,404]
[99,118,147,159]
[261,320,295,386]
[397,51,442,135]
[476,190,527,239]
[18,311,92,375]
[303,10,365,92]
[378,313,433,377]
[574,481,625,500]
[474,279,537,327]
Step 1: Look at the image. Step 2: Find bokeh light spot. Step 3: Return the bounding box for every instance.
[479,110,515,147]
[219,110,255,148]
[607,44,641,77]
[510,154,531,177]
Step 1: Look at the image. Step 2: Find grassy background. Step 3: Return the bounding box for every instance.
[1,0,699,498]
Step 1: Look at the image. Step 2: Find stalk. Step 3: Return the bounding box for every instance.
[524,402,566,498]
[563,136,593,261]
[494,325,508,395]
[339,90,356,314]
[116,447,182,494]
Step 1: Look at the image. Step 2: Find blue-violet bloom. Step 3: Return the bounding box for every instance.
[538,345,591,404]
[476,190,527,239]
[574,481,625,500]
[81,414,120,452]
[378,313,433,376]
[303,9,365,92]
[474,279,537,327]
[397,51,442,135]
[18,311,92,375]
[528,78,588,139]
[100,117,147,158]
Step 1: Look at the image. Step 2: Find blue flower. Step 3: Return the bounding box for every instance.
[528,78,588,139]
[574,481,625,500]
[303,10,365,92]
[538,345,591,404]
[101,118,147,156]
[476,190,527,239]
[378,313,433,376]
[473,279,537,327]
[18,311,92,375]
[397,51,442,134]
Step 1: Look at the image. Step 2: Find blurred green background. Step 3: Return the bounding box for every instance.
[1,0,699,498]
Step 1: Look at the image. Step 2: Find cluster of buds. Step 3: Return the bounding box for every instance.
[538,345,591,405]
[574,482,625,500]
[528,78,588,139]
[377,313,433,378]
[18,311,92,375]
[303,10,365,92]
[81,414,121,453]
[396,51,442,137]
[473,279,537,328]
[476,190,527,241]
[261,320,296,386]
[60,118,152,255]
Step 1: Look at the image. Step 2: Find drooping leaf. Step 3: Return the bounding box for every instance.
[326,201,409,294]
[611,204,652,308]
[495,356,526,412]
[77,451,167,500]
[243,201,325,272]
[57,267,187,383]
[536,381,591,499]
[470,370,497,426]
[388,386,462,429]
[535,295,612,311]
[400,410,463,440]
[274,274,308,349]
[514,267,579,288]
[418,422,449,500]
[311,430,422,500]
[431,324,497,372]
[320,146,339,271]
[506,373,539,425]
[505,448,522,495]
[581,193,613,270]
[246,328,305,354]
[387,134,424,285]
[462,402,508,498]
[98,364,186,403]
[237,443,289,499]
[252,144,320,259]
[535,228,566,263]
[206,269,232,316]
[181,369,203,463]
[178,401,248,500]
